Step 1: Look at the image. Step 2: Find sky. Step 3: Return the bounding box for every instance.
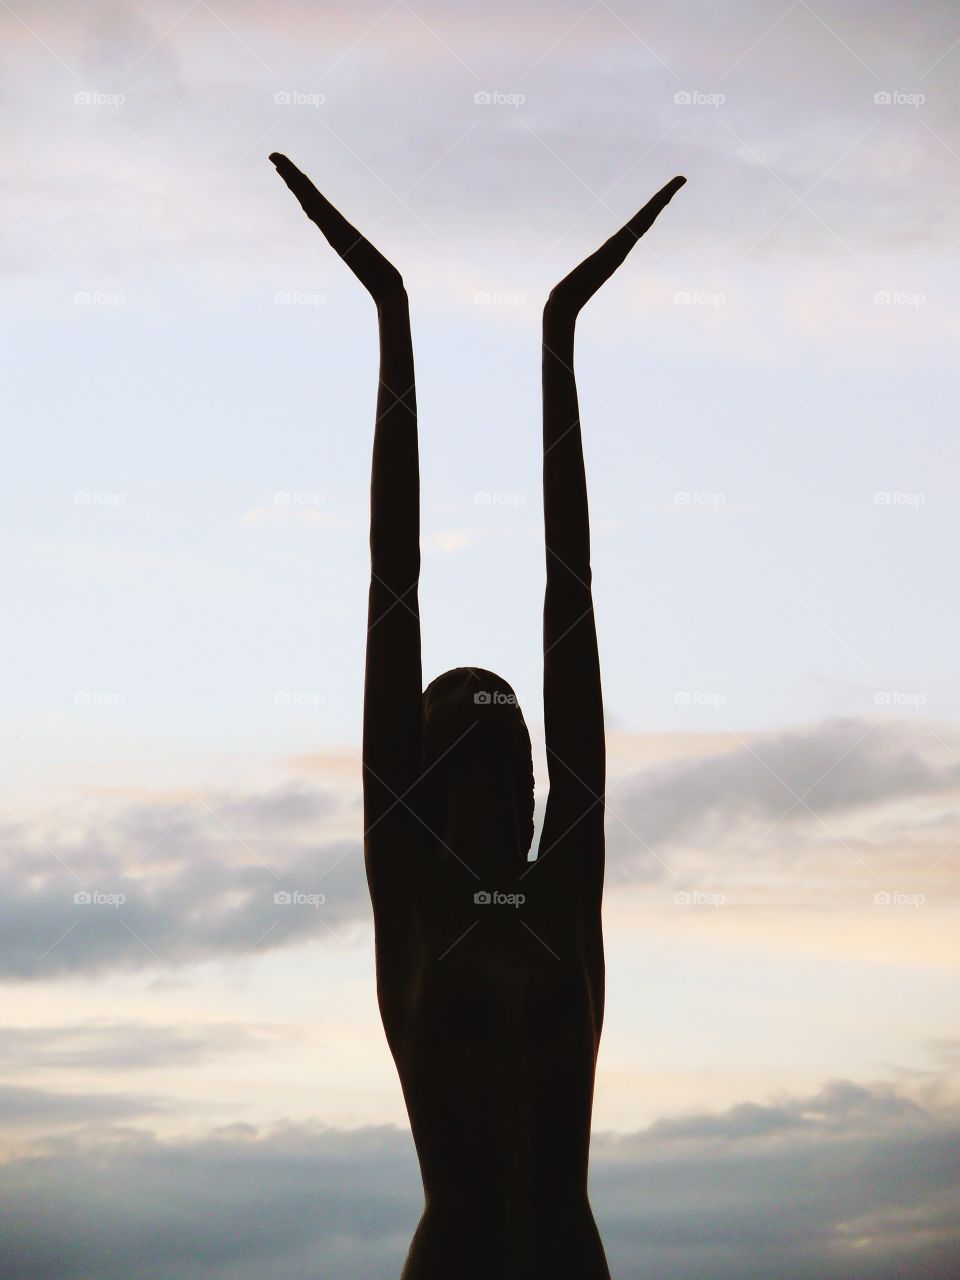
[1,0,960,1276]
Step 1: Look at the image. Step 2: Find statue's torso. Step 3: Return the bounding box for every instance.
[369,837,610,1278]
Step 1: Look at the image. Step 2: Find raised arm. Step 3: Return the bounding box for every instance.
[270,154,422,882]
[540,176,685,865]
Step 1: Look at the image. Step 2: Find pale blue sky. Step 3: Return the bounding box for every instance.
[1,2,959,1277]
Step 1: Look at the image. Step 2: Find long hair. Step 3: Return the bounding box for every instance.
[419,667,535,856]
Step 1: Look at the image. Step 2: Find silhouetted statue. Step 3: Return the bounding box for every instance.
[270,152,685,1279]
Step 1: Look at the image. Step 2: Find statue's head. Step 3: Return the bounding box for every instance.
[418,666,535,861]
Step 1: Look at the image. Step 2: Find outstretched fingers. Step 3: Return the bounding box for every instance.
[269,152,404,303]
[624,174,686,238]
[547,174,686,318]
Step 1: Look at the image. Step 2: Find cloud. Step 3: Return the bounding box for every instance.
[1,0,957,294]
[0,1020,296,1072]
[215,783,341,830]
[593,1066,960,1279]
[643,1078,928,1140]
[0,1082,167,1130]
[0,779,370,980]
[0,1068,957,1279]
[421,528,484,553]
[607,716,960,876]
[3,718,960,978]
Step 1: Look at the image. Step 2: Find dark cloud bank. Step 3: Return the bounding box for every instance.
[0,1070,957,1279]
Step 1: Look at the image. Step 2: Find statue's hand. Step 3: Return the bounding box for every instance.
[270,152,405,303]
[547,175,686,319]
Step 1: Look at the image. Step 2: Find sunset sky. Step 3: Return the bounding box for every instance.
[1,1,959,1276]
